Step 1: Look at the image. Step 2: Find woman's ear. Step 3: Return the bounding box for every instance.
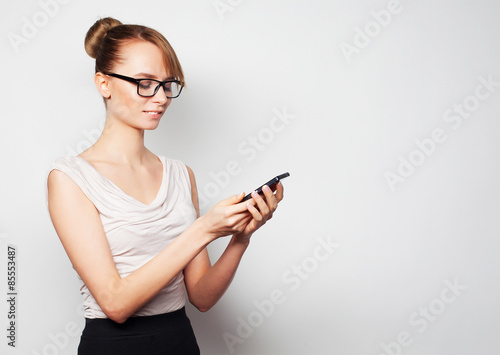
[95,72,111,99]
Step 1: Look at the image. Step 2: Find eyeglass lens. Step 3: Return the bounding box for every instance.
[138,80,181,98]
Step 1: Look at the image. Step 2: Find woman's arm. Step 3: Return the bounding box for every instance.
[47,169,251,324]
[183,166,284,312]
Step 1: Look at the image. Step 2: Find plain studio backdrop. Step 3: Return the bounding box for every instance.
[1,0,500,354]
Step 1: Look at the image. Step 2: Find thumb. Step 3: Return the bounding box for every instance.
[219,192,245,206]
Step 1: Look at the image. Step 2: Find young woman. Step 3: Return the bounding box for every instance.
[46,17,284,354]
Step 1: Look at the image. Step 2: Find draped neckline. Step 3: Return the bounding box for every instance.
[73,155,166,207]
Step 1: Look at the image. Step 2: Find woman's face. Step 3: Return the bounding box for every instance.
[104,40,172,131]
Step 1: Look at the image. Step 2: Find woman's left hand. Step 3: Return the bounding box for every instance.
[233,181,284,243]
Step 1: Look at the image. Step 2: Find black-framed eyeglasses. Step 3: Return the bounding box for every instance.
[103,73,183,98]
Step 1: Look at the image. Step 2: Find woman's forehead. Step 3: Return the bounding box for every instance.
[115,41,169,78]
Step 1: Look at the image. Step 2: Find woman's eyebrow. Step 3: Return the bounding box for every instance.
[134,72,175,80]
[134,72,156,78]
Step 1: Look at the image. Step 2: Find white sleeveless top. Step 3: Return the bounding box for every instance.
[46,155,198,319]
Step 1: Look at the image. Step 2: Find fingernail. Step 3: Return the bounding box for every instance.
[263,185,270,192]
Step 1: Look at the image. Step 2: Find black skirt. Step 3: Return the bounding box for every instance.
[78,307,200,355]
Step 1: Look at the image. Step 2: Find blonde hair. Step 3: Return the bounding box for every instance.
[84,17,185,85]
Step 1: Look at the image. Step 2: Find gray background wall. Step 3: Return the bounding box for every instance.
[1,0,500,354]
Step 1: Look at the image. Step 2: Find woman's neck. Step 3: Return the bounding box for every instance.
[85,116,151,166]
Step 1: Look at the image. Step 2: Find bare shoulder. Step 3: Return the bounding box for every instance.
[48,168,80,195]
[47,168,78,195]
[47,168,97,218]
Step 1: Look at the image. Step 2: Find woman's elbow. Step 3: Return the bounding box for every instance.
[101,303,130,324]
[194,304,211,313]
[189,296,213,313]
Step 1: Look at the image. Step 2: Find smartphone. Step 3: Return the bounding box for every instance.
[241,172,290,202]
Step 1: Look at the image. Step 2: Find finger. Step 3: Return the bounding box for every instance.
[232,208,253,219]
[227,201,254,214]
[236,214,253,229]
[246,201,263,222]
[251,189,270,216]
[218,192,245,207]
[241,213,253,223]
[262,184,278,211]
[228,209,253,226]
[275,181,284,202]
[220,194,255,215]
[239,196,256,207]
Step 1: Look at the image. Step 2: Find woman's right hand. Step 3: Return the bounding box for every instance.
[197,192,254,241]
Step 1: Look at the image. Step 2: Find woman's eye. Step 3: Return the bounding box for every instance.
[139,80,154,90]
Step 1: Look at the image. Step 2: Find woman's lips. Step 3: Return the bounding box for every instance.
[144,110,163,118]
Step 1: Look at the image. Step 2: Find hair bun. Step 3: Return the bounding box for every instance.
[84,17,123,59]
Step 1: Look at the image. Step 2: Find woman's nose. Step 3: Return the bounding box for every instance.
[152,85,169,104]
